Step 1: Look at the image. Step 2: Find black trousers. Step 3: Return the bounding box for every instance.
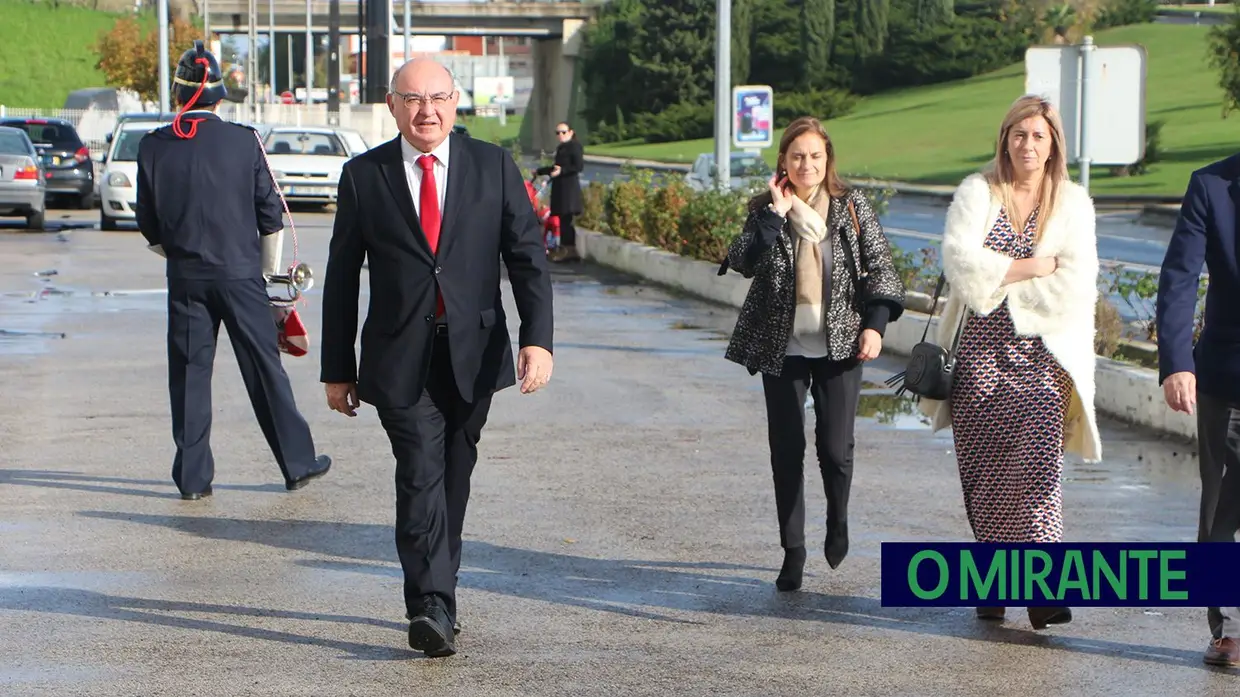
[1196,392,1240,639]
[559,213,576,247]
[167,277,319,494]
[761,355,863,550]
[377,332,492,622]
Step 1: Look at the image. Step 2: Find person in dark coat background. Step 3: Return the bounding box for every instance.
[536,122,584,262]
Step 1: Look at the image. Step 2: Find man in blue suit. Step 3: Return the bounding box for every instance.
[1157,156,1240,668]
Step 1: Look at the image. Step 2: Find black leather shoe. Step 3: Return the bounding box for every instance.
[408,595,456,658]
[286,455,332,491]
[181,486,212,501]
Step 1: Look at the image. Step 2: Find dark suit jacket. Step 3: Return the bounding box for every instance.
[1156,153,1240,402]
[135,112,284,280]
[319,133,554,408]
[535,139,584,216]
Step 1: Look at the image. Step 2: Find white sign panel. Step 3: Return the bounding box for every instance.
[1025,44,1147,166]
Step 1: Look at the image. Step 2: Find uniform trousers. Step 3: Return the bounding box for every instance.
[167,276,319,494]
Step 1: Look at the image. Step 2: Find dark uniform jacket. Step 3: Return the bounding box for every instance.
[135,112,284,280]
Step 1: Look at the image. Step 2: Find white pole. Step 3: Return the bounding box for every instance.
[713,0,731,190]
[305,0,314,105]
[203,0,211,45]
[158,0,170,113]
[269,0,276,102]
[1079,35,1094,193]
[404,0,411,63]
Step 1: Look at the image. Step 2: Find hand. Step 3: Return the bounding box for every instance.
[857,328,882,362]
[1037,256,1060,277]
[325,382,360,417]
[768,173,793,216]
[517,346,554,394]
[550,165,562,178]
[1163,371,1197,415]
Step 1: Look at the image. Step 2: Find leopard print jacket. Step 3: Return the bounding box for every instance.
[722,188,907,377]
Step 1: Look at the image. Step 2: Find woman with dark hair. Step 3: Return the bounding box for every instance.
[536,122,585,262]
[723,116,906,591]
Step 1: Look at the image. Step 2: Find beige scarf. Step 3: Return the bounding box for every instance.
[786,190,832,341]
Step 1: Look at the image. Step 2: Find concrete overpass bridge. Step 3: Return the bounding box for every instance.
[203,0,600,152]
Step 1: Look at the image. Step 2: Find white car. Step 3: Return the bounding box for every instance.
[99,119,168,231]
[259,126,369,206]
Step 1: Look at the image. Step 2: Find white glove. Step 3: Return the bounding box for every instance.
[147,244,166,258]
[261,230,285,277]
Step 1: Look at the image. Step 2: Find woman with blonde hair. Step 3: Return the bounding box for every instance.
[920,95,1101,629]
[723,116,906,591]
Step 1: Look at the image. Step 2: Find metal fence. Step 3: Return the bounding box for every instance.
[0,103,406,162]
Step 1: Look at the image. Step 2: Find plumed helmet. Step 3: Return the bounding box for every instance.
[173,40,227,109]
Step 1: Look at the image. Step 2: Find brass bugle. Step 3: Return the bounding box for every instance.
[267,262,314,303]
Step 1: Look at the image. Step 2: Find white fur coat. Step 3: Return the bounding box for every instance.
[919,173,1103,463]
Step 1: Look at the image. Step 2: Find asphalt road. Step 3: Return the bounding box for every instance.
[0,209,1235,695]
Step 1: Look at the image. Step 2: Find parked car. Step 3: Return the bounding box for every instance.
[257,126,368,206]
[0,126,48,230]
[684,152,773,193]
[98,119,165,231]
[0,117,94,209]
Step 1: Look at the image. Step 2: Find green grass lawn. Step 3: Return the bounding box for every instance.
[588,23,1240,197]
[457,113,522,144]
[0,3,150,108]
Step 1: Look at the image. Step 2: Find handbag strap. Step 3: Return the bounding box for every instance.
[842,199,867,290]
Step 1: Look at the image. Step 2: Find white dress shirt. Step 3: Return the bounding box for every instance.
[400,135,450,218]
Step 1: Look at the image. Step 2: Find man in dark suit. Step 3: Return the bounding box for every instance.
[1157,155,1240,668]
[319,58,554,658]
[137,42,331,501]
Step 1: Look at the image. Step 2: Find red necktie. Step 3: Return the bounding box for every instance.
[416,154,444,317]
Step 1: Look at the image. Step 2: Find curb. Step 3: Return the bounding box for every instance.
[576,227,1197,444]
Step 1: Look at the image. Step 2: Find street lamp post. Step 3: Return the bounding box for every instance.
[713,0,731,190]
[306,0,314,105]
[158,0,170,113]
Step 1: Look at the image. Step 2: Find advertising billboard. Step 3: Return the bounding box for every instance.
[733,85,774,150]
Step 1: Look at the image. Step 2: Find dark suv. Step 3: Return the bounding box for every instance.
[0,118,95,209]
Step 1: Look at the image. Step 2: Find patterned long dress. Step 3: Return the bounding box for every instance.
[949,206,1074,543]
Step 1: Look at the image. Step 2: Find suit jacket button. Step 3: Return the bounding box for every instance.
[434,266,443,274]
[424,314,434,322]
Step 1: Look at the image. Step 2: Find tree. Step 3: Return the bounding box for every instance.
[914,0,954,28]
[95,17,205,104]
[800,0,834,88]
[732,0,754,85]
[853,0,890,60]
[1208,10,1240,118]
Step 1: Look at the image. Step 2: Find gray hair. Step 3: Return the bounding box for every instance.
[389,59,456,94]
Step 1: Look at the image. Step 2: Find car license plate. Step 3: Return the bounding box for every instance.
[287,186,331,196]
[51,156,61,166]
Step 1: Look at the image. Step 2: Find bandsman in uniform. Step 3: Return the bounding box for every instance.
[136,41,331,500]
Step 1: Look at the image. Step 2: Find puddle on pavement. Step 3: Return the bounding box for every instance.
[803,389,932,430]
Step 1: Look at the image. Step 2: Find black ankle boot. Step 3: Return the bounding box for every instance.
[776,546,807,591]
[825,522,849,570]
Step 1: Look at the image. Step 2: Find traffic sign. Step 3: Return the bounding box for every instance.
[1025,37,1147,190]
[280,90,295,105]
[732,85,773,150]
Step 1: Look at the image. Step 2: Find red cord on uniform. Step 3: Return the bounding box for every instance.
[172,57,211,140]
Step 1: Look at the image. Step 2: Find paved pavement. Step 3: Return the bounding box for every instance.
[0,209,1236,695]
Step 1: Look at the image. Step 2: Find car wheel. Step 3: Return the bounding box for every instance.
[100,211,119,231]
[26,209,46,231]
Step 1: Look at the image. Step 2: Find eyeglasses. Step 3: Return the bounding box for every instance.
[391,90,457,108]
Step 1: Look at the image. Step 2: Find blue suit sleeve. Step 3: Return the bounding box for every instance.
[1156,173,1210,383]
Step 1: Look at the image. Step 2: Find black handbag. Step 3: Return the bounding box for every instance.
[883,273,969,401]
